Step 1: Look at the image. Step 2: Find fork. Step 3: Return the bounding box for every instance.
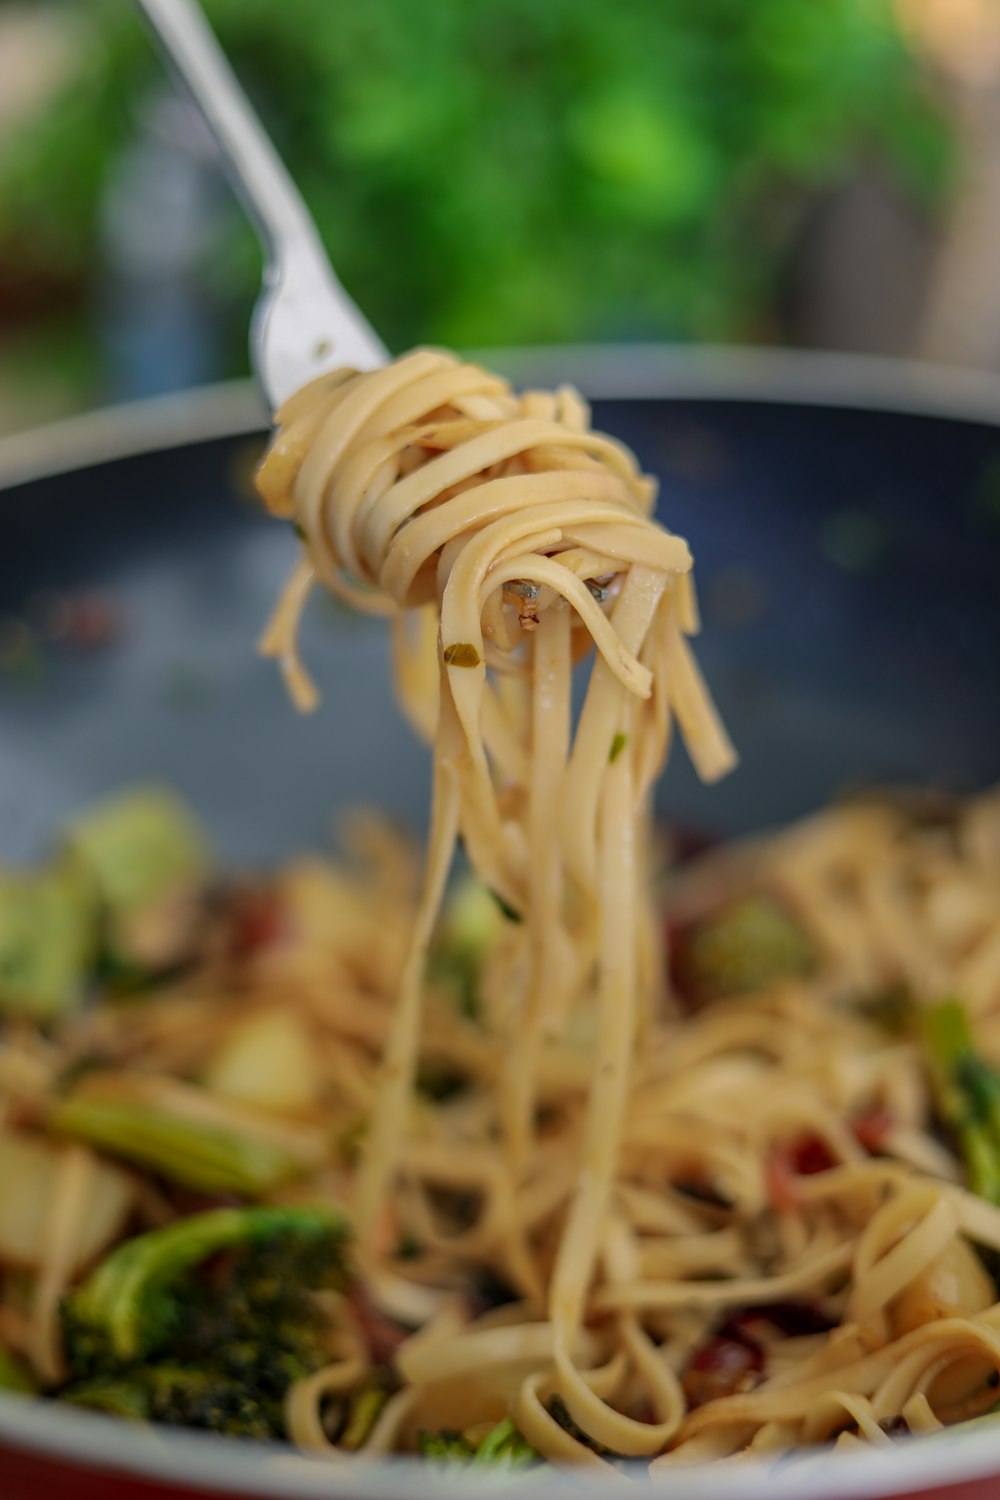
[133,0,389,413]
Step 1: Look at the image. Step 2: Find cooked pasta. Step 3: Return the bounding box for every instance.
[256,347,735,1454]
[1,351,999,1471]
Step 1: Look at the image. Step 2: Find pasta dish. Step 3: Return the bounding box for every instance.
[1,350,999,1472]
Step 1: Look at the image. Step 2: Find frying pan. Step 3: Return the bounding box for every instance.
[0,345,999,1500]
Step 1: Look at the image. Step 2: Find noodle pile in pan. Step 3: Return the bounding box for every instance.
[2,350,1000,1470]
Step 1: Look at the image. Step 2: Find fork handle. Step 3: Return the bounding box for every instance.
[133,0,387,381]
[134,0,321,263]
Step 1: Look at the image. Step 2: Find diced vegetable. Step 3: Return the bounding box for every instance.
[891,1238,995,1337]
[428,874,504,1018]
[0,1345,36,1395]
[670,893,816,1005]
[0,865,94,1020]
[922,999,1000,1204]
[66,786,210,917]
[472,1417,538,1467]
[204,1009,320,1114]
[890,1237,997,1408]
[419,1418,538,1467]
[50,1076,321,1196]
[63,1204,348,1370]
[419,1429,477,1461]
[61,1376,150,1420]
[0,1130,132,1271]
[61,1202,350,1439]
[336,1384,389,1450]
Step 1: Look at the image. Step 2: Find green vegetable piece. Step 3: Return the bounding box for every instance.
[62,1365,288,1438]
[63,1204,348,1370]
[923,999,1000,1205]
[419,1428,477,1461]
[340,1384,389,1450]
[67,786,210,917]
[0,864,94,1021]
[50,1092,309,1197]
[62,1219,351,1438]
[446,876,505,953]
[428,874,506,1018]
[675,894,816,1001]
[473,1417,538,1468]
[0,1345,36,1395]
[442,643,481,669]
[60,1376,151,1421]
[419,1419,538,1468]
[609,732,627,765]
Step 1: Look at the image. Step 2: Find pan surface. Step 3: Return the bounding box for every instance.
[0,348,999,1498]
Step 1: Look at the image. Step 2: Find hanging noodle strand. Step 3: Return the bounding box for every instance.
[257,348,735,1448]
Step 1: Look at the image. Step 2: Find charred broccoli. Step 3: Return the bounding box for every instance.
[60,1204,350,1439]
[420,1429,477,1461]
[63,1366,284,1438]
[419,1417,538,1468]
[0,1346,36,1395]
[671,893,816,1005]
[923,999,1000,1205]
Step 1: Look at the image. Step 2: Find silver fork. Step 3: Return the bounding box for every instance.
[133,0,388,412]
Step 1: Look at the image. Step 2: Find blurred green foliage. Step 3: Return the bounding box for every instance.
[0,0,951,359]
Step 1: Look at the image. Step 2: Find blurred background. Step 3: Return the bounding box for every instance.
[1,0,999,434]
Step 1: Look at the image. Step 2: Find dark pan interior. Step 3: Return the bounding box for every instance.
[1,397,998,867]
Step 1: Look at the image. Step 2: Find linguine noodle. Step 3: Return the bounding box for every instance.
[257,347,735,1453]
[254,350,1000,1463]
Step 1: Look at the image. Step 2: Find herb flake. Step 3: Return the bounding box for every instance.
[443,643,481,669]
[488,890,523,924]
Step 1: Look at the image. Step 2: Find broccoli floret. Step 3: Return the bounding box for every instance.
[923,999,1000,1204]
[0,1345,36,1395]
[61,1366,280,1437]
[472,1417,538,1468]
[671,893,816,1005]
[63,1349,383,1446]
[419,1418,538,1467]
[62,1203,350,1442]
[420,1429,477,1461]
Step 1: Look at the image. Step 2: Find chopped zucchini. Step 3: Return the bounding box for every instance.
[204,1010,321,1115]
[50,1076,322,1196]
[66,786,211,978]
[66,786,210,918]
[0,1129,133,1271]
[0,864,94,1020]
